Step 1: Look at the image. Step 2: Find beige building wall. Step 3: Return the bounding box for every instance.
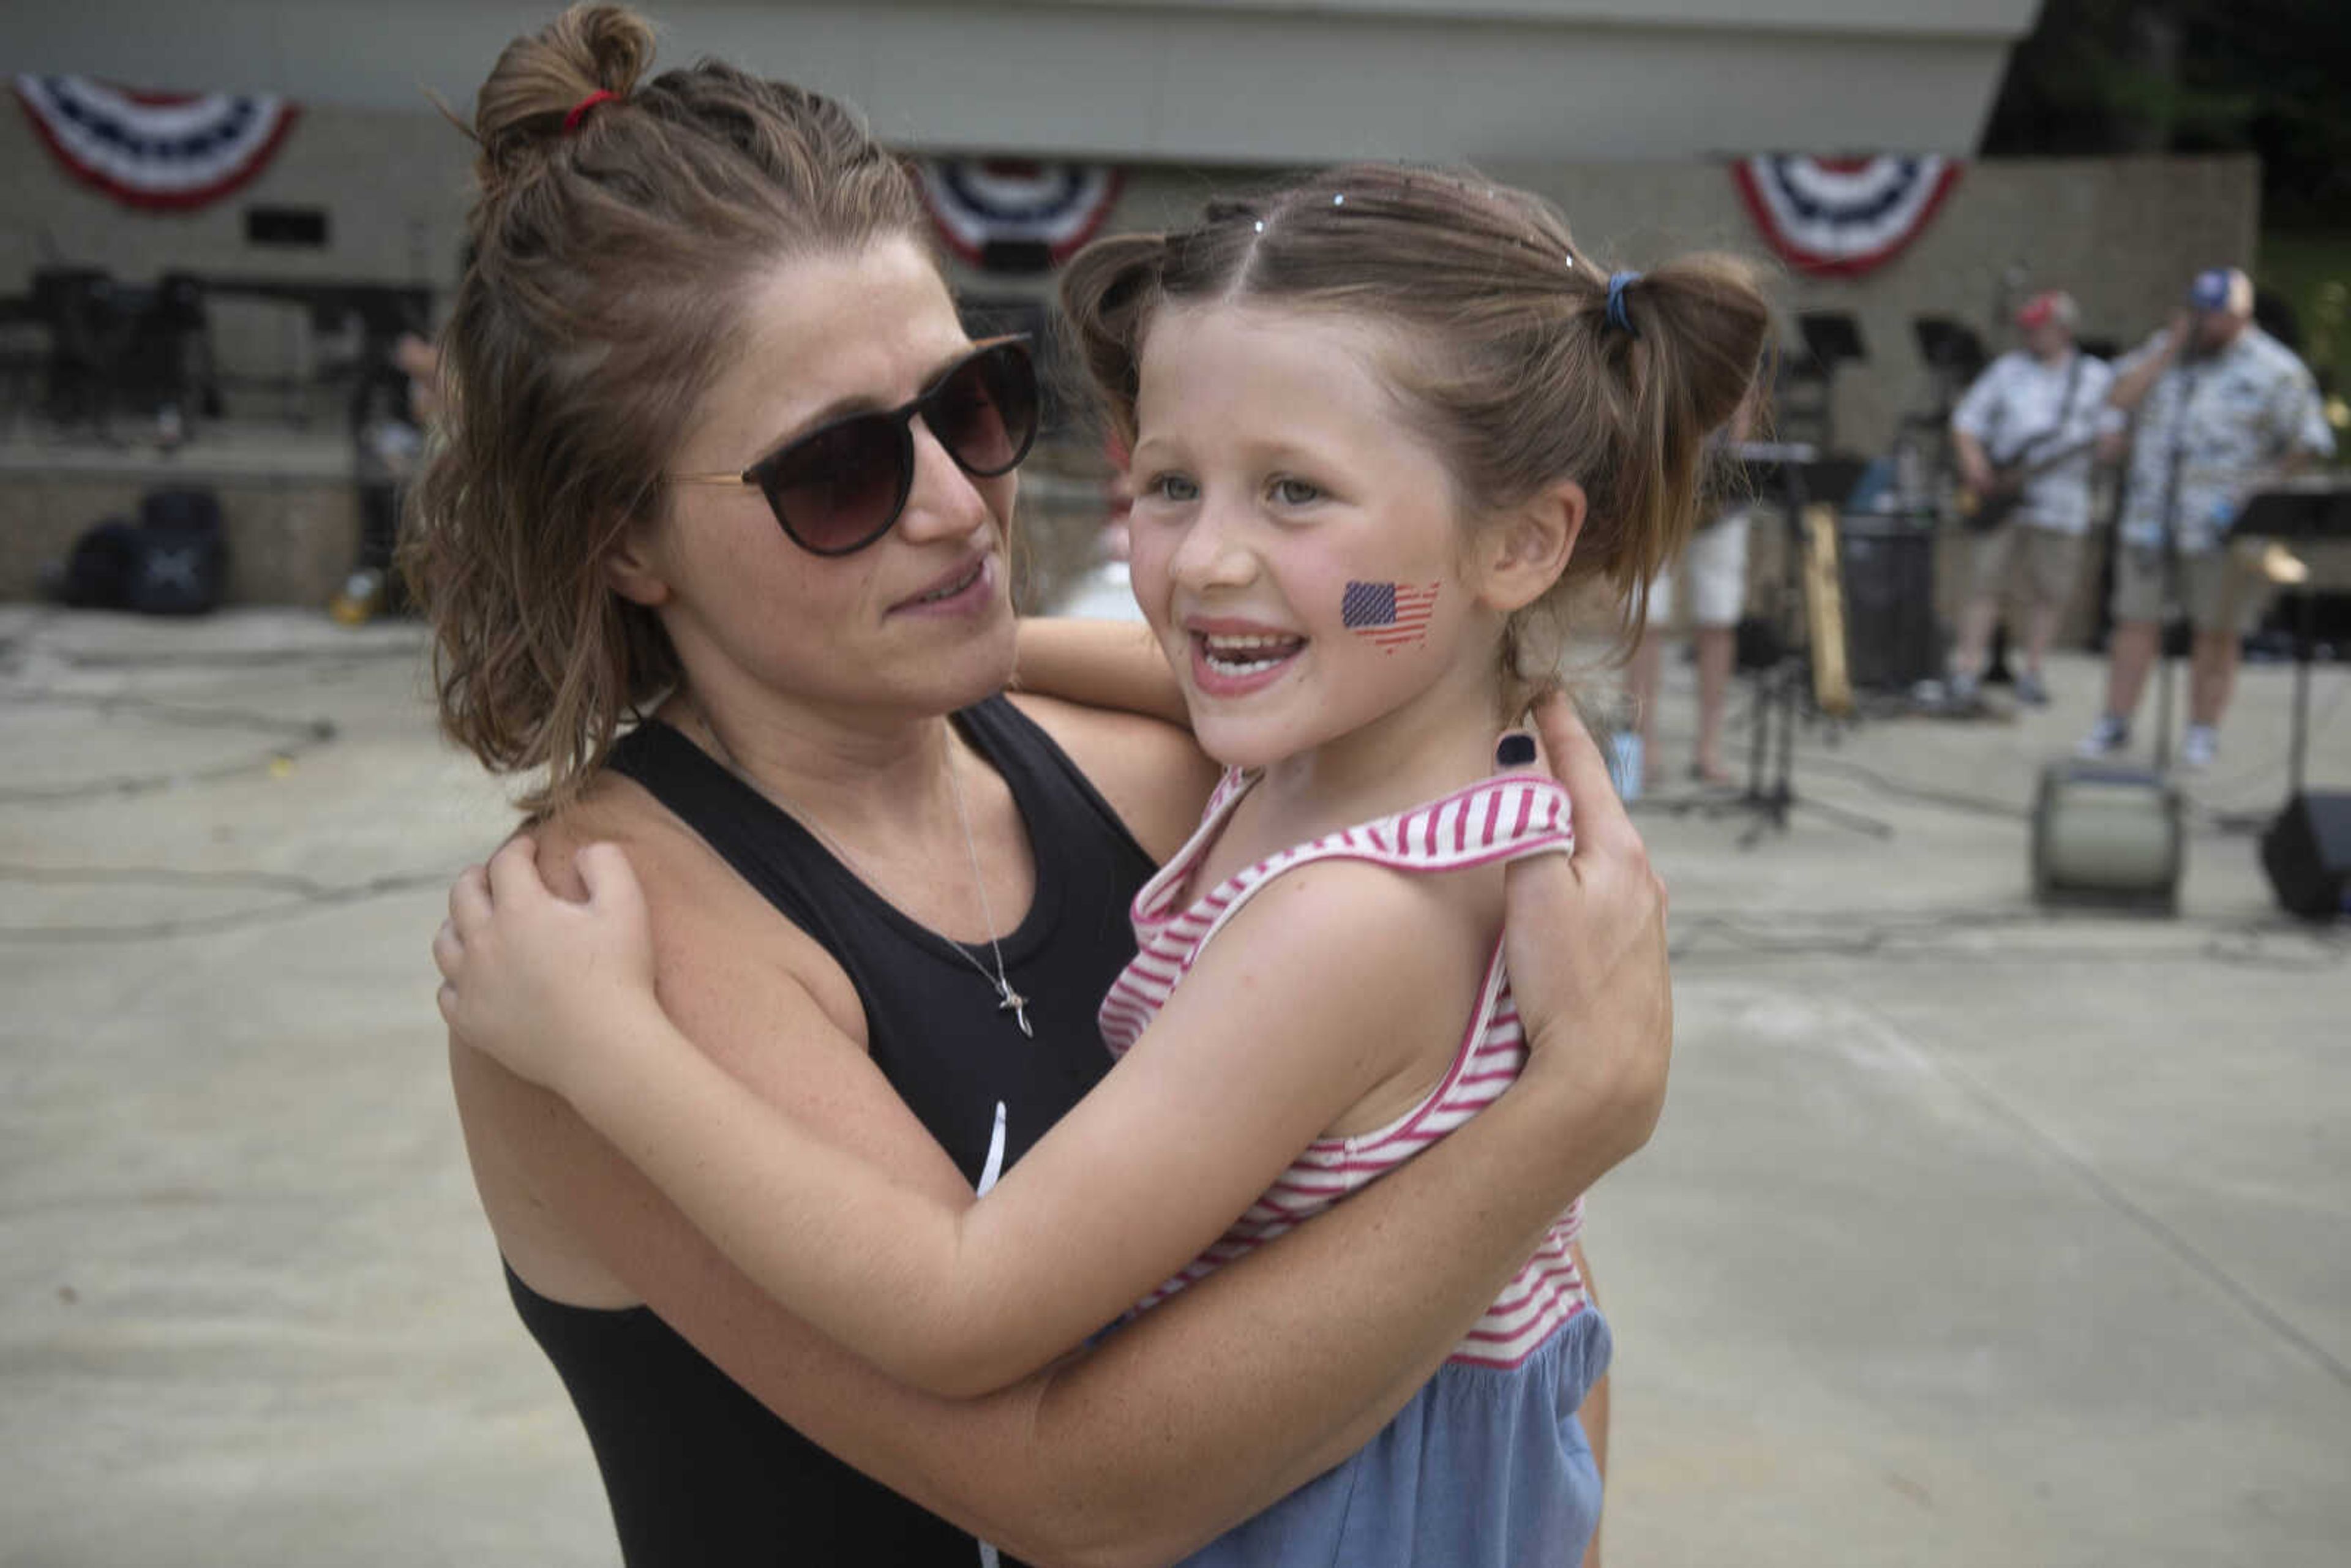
[0,74,2262,456]
[998,153,2263,457]
[0,78,2261,607]
[3,0,2034,164]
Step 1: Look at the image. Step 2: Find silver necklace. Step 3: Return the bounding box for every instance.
[691,707,1033,1038]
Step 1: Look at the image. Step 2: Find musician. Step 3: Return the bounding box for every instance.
[2079,267,2334,768]
[1947,290,2115,708]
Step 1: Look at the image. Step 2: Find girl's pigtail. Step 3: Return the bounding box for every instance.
[1056,233,1169,449]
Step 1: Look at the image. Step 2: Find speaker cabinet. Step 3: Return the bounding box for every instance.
[2032,760,2184,913]
[2261,791,2351,922]
[1837,516,1941,693]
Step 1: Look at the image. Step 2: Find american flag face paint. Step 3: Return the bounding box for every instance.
[1341,580,1439,651]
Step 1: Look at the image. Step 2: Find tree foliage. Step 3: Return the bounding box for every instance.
[1981,0,2351,230]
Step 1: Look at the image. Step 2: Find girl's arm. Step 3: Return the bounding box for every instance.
[446,839,1485,1398]
[451,956,1649,1568]
[448,694,1668,1566]
[1013,614,1190,726]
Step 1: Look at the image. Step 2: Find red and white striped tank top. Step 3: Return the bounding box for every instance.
[1098,768,1591,1369]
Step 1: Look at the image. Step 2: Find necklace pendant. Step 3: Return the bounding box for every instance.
[997,982,1034,1038]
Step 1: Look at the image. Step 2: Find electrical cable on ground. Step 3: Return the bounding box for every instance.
[0,690,339,804]
[0,862,457,943]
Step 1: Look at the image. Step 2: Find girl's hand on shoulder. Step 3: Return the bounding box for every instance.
[432,836,663,1101]
[1495,692,1671,1170]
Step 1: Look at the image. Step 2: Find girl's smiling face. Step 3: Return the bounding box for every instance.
[1125,302,1505,775]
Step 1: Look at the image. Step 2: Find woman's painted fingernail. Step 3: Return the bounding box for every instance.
[1495,731,1537,768]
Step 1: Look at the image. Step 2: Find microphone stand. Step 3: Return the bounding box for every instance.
[1714,441,1894,849]
[2150,365,2202,775]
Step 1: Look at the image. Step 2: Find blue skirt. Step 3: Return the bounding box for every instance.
[1179,1305,1613,1568]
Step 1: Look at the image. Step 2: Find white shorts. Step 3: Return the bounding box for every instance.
[1649,508,1752,629]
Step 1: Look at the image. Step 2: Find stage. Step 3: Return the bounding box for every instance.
[0,424,361,606]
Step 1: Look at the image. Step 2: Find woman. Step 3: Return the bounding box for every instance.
[415,9,1671,1566]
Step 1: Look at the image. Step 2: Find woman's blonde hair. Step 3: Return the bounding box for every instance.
[405,4,929,812]
[1059,163,1771,700]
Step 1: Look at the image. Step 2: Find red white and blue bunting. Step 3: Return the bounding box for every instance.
[13,75,299,212]
[1731,155,1962,280]
[915,160,1123,271]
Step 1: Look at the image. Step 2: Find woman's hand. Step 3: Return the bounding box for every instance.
[1498,692,1672,1171]
[433,836,666,1100]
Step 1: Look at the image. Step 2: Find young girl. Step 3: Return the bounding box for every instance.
[437,163,1766,1564]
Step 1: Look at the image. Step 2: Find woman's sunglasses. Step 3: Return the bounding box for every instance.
[673,336,1040,557]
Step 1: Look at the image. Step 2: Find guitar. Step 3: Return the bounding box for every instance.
[1801,502,1854,718]
[1955,435,2102,534]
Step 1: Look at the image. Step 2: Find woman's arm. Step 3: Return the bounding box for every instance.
[445,843,1482,1397]
[1013,615,1190,726]
[454,983,1647,1568]
[449,695,1668,1566]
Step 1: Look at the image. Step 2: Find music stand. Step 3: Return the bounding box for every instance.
[1778,314,1866,454]
[1798,313,1867,372]
[1912,316,1987,383]
[2232,481,2351,797]
[1722,443,1892,848]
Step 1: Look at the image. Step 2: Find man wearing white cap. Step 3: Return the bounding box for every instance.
[1948,290,2115,707]
[2080,267,2334,768]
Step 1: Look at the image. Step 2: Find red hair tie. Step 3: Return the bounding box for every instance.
[563,89,618,134]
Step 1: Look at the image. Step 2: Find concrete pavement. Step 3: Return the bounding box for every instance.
[2,604,2345,1566]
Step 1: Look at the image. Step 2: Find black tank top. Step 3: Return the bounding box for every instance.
[506,696,1156,1567]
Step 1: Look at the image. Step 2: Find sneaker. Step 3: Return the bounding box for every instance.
[2179,724,2218,771]
[2012,670,2050,708]
[1947,672,1981,708]
[2076,713,2130,758]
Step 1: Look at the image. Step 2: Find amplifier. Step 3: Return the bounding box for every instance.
[2031,760,2184,912]
[2260,791,2351,921]
[1837,514,1941,693]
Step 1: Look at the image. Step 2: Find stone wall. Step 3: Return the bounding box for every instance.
[0,441,359,606]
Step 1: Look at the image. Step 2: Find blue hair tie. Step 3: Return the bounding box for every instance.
[1605,270,1641,337]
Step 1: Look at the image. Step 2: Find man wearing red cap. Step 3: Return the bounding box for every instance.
[2080,267,2334,768]
[1948,290,2115,707]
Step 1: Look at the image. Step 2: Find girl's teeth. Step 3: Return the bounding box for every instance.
[1201,634,1300,676]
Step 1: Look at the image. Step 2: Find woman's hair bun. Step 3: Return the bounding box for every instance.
[471,4,655,197]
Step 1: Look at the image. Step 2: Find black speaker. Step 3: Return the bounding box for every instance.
[2261,792,2351,921]
[1838,515,1941,692]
